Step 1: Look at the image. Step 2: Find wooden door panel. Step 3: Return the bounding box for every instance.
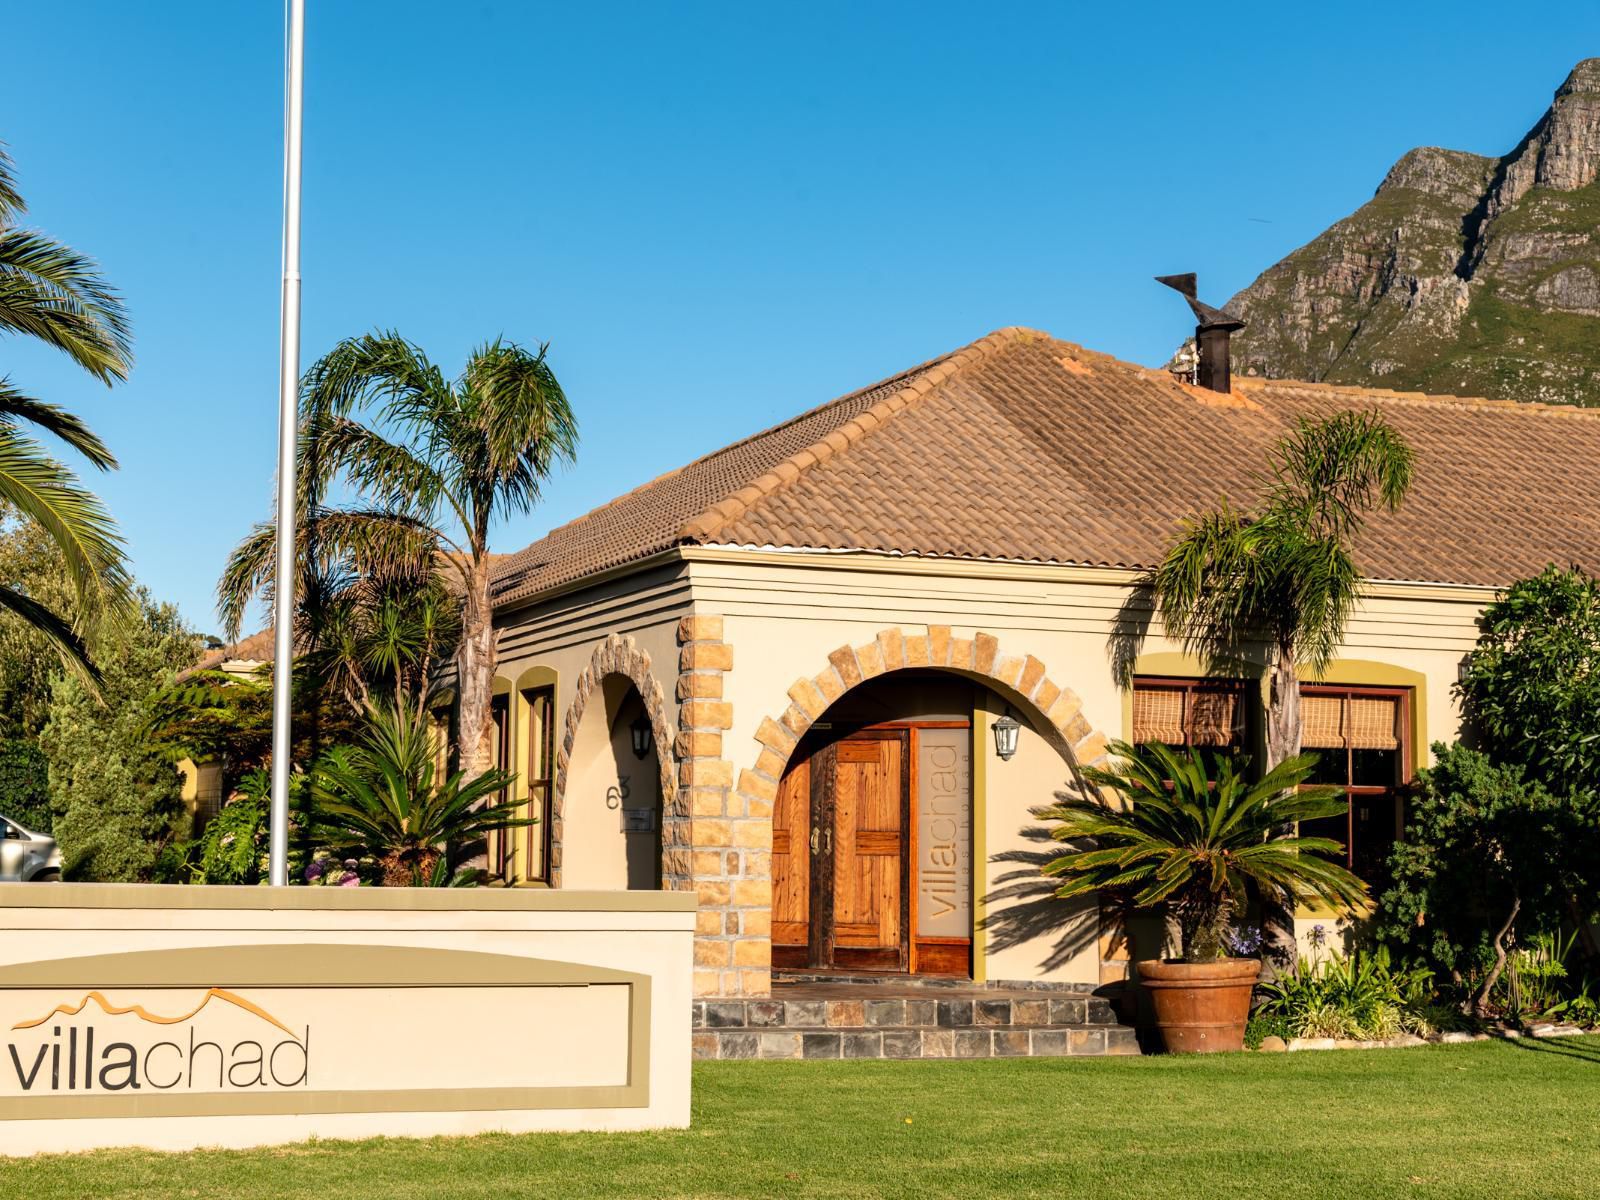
[771,755,811,963]
[827,734,905,966]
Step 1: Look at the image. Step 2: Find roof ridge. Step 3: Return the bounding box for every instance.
[1234,375,1600,418]
[676,327,1034,545]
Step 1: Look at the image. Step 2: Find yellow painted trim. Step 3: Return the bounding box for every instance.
[499,665,560,884]
[514,664,559,693]
[971,695,994,985]
[492,675,513,697]
[0,944,654,1120]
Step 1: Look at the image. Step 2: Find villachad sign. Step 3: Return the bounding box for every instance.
[0,944,651,1122]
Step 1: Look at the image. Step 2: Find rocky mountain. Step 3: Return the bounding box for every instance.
[1219,59,1600,406]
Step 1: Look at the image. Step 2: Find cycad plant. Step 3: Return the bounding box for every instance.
[0,144,132,679]
[307,695,531,886]
[1040,740,1369,961]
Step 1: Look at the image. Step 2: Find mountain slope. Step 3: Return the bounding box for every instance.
[1223,59,1600,406]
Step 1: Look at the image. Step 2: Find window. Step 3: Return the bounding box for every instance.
[1298,685,1411,883]
[490,693,512,878]
[521,685,555,882]
[1131,677,1250,755]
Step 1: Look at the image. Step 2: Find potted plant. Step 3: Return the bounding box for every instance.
[1039,740,1367,1052]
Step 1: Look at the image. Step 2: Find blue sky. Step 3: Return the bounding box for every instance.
[3,2,1596,633]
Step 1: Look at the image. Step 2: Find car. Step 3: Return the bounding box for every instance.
[0,815,60,881]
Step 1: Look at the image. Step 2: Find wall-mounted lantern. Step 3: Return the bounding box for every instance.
[630,714,654,760]
[992,711,1021,762]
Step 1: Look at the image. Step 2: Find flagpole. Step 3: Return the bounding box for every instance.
[269,0,306,887]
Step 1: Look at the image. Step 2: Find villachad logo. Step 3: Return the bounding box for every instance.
[6,989,309,1093]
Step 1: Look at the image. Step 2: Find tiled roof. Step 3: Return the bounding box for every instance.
[493,327,1600,602]
[187,627,277,677]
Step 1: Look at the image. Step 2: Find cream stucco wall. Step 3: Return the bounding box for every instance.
[493,545,1497,995]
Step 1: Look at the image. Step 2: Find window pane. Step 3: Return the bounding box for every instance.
[1352,748,1400,788]
[1302,748,1345,786]
[1352,794,1400,882]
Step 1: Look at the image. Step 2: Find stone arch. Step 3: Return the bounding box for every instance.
[737,626,1113,809]
[720,625,1120,991]
[550,633,676,888]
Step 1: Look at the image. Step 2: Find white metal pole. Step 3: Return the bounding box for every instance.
[269,0,306,886]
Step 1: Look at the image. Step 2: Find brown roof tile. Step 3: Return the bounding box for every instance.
[493,328,1600,601]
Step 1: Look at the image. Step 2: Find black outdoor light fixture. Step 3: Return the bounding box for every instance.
[630,713,654,760]
[992,710,1021,762]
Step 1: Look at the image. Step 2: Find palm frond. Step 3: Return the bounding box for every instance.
[0,376,117,469]
[0,430,130,620]
[0,582,100,691]
[0,228,132,384]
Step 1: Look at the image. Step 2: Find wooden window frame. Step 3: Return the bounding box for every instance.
[1298,683,1413,879]
[490,694,513,878]
[521,684,556,885]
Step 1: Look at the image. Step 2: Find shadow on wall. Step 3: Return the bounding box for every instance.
[982,823,1104,975]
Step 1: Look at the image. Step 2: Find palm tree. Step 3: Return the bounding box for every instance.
[1040,741,1368,960]
[308,695,531,886]
[220,332,575,776]
[0,144,132,680]
[1150,409,1413,771]
[218,508,462,716]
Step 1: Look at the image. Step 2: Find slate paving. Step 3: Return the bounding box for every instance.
[692,978,1141,1060]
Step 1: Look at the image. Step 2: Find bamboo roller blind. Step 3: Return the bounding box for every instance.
[1132,686,1243,747]
[1301,694,1399,751]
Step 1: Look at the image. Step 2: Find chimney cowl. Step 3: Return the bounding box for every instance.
[1156,274,1245,394]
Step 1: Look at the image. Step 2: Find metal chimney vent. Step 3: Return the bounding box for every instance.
[1156,273,1246,394]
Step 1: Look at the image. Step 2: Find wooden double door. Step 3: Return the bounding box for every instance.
[772,725,972,975]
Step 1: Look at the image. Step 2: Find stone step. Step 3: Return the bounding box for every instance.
[693,1023,1142,1060]
[694,993,1120,1032]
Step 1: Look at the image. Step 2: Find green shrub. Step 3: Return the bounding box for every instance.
[1373,744,1599,1015]
[1257,949,1435,1040]
[0,739,49,833]
[1244,1013,1291,1049]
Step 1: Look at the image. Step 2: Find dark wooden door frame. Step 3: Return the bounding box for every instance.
[807,727,912,972]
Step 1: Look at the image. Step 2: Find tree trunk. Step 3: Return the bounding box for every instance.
[1265,638,1301,771]
[1261,638,1301,973]
[1473,893,1521,1018]
[456,558,497,782]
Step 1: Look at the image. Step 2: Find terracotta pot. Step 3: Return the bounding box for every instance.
[1137,958,1261,1053]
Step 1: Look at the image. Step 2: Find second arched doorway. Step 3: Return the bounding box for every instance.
[773,672,994,977]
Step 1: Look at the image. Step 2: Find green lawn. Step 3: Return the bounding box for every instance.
[9,1038,1600,1199]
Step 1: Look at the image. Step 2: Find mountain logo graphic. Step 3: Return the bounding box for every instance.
[12,989,300,1043]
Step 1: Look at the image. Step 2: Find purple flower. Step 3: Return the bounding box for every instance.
[304,861,323,881]
[338,873,360,887]
[1309,924,1328,949]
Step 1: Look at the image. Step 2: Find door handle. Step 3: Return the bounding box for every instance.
[823,828,832,855]
[810,826,820,856]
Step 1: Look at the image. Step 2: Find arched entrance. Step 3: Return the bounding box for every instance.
[560,674,665,889]
[773,673,987,977]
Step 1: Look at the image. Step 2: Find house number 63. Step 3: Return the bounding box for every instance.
[605,776,631,810]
